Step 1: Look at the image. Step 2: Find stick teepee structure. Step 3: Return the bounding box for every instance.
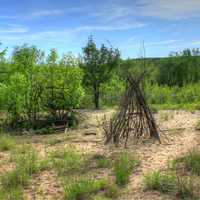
[103,74,161,147]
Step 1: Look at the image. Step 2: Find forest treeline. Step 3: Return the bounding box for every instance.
[0,38,200,130]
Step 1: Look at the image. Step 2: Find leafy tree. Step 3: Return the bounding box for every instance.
[60,52,79,67]
[81,37,120,109]
[12,45,44,124]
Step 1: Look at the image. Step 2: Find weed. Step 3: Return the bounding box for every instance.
[176,176,196,199]
[184,150,200,176]
[0,146,40,199]
[0,134,16,151]
[144,171,176,193]
[91,154,111,169]
[114,152,139,186]
[104,184,118,198]
[51,148,86,175]
[63,177,108,200]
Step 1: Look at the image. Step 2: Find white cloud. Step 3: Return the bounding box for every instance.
[0,24,28,34]
[31,9,65,18]
[74,22,146,32]
[137,0,200,19]
[146,40,182,46]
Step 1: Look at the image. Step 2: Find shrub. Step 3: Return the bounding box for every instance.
[0,134,16,151]
[144,171,176,193]
[63,177,108,200]
[114,152,139,186]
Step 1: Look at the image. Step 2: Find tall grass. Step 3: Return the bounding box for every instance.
[0,146,40,199]
[51,148,86,175]
[114,152,139,186]
[63,177,108,200]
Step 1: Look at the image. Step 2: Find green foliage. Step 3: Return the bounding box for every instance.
[81,36,120,109]
[100,73,125,107]
[0,133,16,151]
[146,83,200,109]
[63,177,108,200]
[114,152,139,186]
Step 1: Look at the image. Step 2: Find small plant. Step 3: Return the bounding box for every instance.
[63,177,108,200]
[195,120,200,130]
[0,133,16,151]
[51,148,86,175]
[46,138,63,145]
[160,112,170,121]
[91,154,111,169]
[176,176,195,199]
[104,184,118,198]
[184,150,200,176]
[114,152,139,186]
[144,171,176,193]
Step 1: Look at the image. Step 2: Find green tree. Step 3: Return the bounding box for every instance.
[82,37,120,109]
[12,45,43,124]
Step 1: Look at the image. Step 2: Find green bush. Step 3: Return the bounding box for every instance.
[114,152,139,186]
[0,134,16,151]
[63,177,108,200]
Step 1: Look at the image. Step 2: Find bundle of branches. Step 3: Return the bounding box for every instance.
[103,74,161,147]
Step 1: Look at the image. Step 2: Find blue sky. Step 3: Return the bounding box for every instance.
[0,0,200,58]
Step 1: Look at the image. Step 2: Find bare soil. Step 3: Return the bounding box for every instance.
[1,110,200,200]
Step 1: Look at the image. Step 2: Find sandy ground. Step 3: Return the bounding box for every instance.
[1,110,200,200]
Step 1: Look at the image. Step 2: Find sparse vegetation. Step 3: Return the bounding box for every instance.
[0,146,40,199]
[63,177,108,200]
[114,152,139,186]
[144,171,176,193]
[51,148,86,175]
[0,133,16,151]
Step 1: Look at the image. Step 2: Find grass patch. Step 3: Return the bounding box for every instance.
[46,138,63,145]
[182,150,200,176]
[114,152,139,186]
[144,171,176,193]
[0,133,16,151]
[51,148,86,175]
[63,177,108,200]
[90,154,112,169]
[144,171,197,199]
[0,146,42,199]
